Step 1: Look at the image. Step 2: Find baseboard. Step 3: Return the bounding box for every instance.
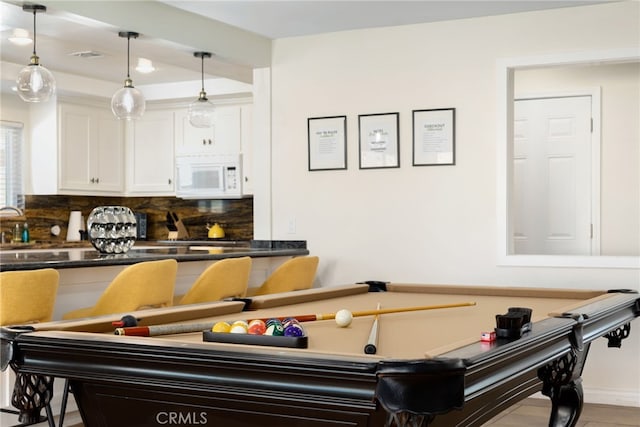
[528,388,640,408]
[583,387,640,407]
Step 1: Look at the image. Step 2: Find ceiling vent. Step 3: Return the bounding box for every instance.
[69,50,103,59]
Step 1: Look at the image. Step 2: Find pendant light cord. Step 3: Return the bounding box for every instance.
[31,9,37,56]
[126,34,131,79]
[200,54,205,92]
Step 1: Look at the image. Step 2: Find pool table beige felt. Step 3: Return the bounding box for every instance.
[3,283,638,427]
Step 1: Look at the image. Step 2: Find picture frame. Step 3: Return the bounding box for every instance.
[358,112,400,169]
[307,116,347,171]
[412,108,456,166]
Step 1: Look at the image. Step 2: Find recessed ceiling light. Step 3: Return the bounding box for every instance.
[8,28,32,46]
[69,50,103,58]
[135,57,155,73]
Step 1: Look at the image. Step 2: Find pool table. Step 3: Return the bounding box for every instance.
[2,283,638,427]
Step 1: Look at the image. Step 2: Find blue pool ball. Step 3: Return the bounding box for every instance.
[284,323,305,337]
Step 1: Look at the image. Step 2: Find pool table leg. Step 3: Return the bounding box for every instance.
[9,371,55,426]
[538,343,591,427]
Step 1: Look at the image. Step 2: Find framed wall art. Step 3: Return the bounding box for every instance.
[412,108,456,166]
[358,112,399,169]
[307,116,347,171]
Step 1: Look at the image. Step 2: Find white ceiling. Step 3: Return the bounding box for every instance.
[0,0,615,94]
[159,0,611,39]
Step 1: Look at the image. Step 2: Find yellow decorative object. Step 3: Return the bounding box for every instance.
[206,223,225,239]
[177,257,251,305]
[250,256,319,296]
[62,259,177,319]
[1,268,59,325]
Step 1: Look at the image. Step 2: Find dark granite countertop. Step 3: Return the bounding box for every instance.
[0,240,308,271]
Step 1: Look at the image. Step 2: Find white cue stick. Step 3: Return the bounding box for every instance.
[364,303,381,354]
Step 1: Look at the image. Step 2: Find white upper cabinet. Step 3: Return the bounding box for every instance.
[58,103,124,194]
[175,104,242,156]
[125,109,175,195]
[174,109,215,155]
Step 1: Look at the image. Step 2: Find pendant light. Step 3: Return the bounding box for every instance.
[16,4,56,103]
[188,52,215,128]
[111,31,145,120]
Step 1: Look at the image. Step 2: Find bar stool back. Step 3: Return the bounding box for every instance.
[251,256,319,296]
[177,257,252,305]
[1,268,59,427]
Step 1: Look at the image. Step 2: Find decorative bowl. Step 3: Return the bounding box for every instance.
[87,206,137,254]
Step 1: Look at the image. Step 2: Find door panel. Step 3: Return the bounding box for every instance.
[513,96,592,255]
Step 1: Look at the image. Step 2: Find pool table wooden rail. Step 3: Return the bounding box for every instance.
[1,284,639,427]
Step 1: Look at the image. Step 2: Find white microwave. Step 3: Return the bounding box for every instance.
[175,154,242,199]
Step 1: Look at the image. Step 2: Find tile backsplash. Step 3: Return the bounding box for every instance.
[3,195,253,243]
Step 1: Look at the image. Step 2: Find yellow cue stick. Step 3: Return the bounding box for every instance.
[315,301,477,321]
[364,303,381,354]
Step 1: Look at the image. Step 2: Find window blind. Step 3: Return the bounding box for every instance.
[0,120,24,209]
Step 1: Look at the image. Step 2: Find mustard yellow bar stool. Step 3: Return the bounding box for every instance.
[62,258,178,319]
[177,257,252,305]
[1,268,59,427]
[58,259,177,426]
[250,256,319,296]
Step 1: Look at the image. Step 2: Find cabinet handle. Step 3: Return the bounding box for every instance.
[245,176,248,182]
[208,139,212,145]
[90,178,94,183]
[202,139,206,145]
[95,178,99,184]
[168,178,172,185]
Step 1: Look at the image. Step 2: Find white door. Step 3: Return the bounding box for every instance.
[513,96,593,255]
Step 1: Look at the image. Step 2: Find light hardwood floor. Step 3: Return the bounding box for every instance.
[484,398,640,427]
[2,399,639,427]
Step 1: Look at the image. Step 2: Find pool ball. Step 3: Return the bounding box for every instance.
[248,319,267,335]
[230,320,249,334]
[264,319,284,336]
[335,309,353,328]
[211,321,231,333]
[284,323,305,337]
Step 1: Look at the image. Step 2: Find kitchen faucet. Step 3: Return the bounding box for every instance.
[0,206,24,216]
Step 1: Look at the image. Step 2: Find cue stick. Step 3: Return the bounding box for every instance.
[364,303,381,354]
[114,301,476,337]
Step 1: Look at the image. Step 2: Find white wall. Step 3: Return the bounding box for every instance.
[265,2,640,406]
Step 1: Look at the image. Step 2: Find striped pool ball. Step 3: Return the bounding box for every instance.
[264,319,284,336]
[230,320,249,334]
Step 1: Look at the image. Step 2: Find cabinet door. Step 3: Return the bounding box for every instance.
[59,104,92,191]
[127,110,175,195]
[58,103,123,194]
[214,106,241,155]
[174,109,215,155]
[94,110,124,192]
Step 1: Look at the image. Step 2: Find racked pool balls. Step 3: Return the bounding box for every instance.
[230,320,249,334]
[211,321,231,333]
[284,321,305,337]
[248,319,267,335]
[264,318,284,336]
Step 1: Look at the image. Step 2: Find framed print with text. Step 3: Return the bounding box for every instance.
[308,116,347,171]
[358,112,399,169]
[412,108,456,166]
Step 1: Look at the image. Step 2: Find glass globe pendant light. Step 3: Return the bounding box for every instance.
[111,31,145,120]
[188,52,215,128]
[16,4,56,103]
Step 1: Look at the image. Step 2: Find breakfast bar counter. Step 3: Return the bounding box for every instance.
[0,240,309,272]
